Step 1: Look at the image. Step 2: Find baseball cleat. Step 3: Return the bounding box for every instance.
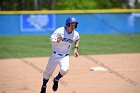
[40,86,46,93]
[52,79,58,91]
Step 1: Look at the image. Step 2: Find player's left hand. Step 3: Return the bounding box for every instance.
[74,49,79,57]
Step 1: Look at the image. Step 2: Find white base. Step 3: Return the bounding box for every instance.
[89,66,108,72]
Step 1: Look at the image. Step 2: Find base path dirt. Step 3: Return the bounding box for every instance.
[0,53,140,93]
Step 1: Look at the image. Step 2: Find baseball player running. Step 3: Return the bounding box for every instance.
[40,17,80,93]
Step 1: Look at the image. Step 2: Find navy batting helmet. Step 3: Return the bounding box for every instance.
[65,17,78,28]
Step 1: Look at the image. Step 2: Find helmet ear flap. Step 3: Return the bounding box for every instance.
[66,23,70,27]
[75,23,78,28]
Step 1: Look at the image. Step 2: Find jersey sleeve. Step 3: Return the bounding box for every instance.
[50,28,62,43]
[74,31,80,42]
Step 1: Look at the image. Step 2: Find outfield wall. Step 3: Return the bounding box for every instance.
[0,9,140,35]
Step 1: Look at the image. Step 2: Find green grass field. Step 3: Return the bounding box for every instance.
[0,34,140,59]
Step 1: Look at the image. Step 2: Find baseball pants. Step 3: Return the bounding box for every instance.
[43,52,69,80]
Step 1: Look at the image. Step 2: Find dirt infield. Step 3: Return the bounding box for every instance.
[0,53,140,93]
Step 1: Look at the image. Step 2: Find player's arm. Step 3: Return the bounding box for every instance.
[50,29,62,43]
[74,40,79,57]
[74,32,80,57]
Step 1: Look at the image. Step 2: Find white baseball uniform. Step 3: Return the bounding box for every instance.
[43,27,80,79]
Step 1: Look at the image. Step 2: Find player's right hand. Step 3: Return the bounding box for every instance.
[57,36,62,43]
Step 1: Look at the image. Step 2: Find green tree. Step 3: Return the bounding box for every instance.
[55,0,127,10]
[55,0,98,10]
[0,0,139,11]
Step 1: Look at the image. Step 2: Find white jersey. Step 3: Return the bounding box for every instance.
[50,27,80,54]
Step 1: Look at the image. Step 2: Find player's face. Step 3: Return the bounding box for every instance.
[67,22,76,33]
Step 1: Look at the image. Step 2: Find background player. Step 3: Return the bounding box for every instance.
[40,17,80,93]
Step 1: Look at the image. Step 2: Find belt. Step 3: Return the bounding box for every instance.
[53,51,69,56]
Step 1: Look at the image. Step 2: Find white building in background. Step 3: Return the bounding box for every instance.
[128,0,140,8]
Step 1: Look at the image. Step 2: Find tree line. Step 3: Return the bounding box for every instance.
[0,0,140,11]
